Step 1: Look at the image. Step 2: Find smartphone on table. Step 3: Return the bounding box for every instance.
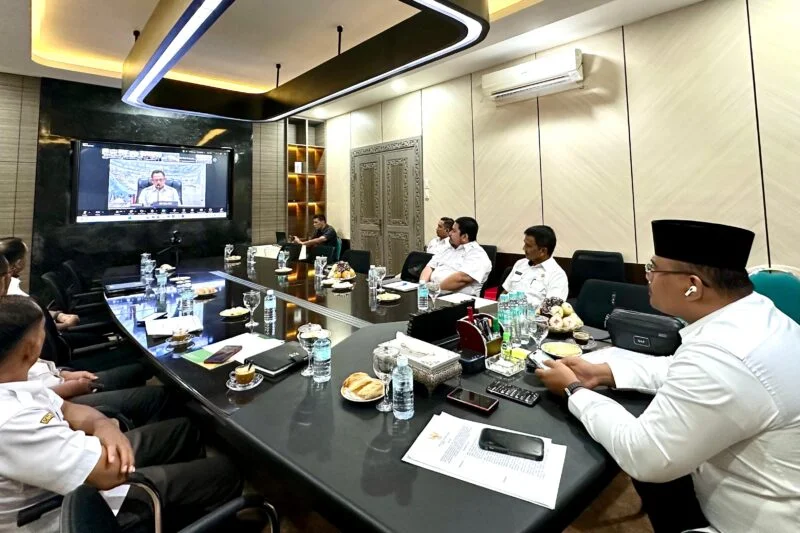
[446,387,499,413]
[478,428,545,461]
[204,345,243,365]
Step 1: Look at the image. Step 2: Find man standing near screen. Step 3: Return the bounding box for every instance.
[139,170,180,207]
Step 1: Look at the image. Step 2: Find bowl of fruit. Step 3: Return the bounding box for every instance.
[328,261,357,281]
[537,297,584,334]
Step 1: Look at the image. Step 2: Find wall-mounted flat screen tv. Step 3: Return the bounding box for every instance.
[72,140,233,224]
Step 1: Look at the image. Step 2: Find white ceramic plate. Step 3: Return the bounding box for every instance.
[332,282,353,290]
[541,341,583,358]
[340,385,385,403]
[225,255,242,262]
[275,267,293,274]
[321,278,337,286]
[377,293,401,303]
[171,276,190,283]
[219,307,249,318]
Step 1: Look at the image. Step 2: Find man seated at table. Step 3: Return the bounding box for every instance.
[0,237,81,331]
[292,214,338,250]
[419,217,492,297]
[139,170,180,207]
[0,295,244,532]
[426,217,454,256]
[536,219,800,533]
[502,225,568,307]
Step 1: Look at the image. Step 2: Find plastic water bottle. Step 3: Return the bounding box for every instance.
[392,355,415,420]
[510,292,522,348]
[417,283,429,312]
[263,289,276,325]
[312,332,332,383]
[368,265,377,289]
[498,293,510,328]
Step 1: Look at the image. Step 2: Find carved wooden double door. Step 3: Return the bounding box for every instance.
[350,137,423,275]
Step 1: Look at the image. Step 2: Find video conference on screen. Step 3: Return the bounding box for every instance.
[74,142,231,224]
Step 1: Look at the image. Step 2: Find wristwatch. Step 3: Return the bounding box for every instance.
[564,381,585,398]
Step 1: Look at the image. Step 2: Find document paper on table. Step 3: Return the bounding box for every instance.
[402,412,567,509]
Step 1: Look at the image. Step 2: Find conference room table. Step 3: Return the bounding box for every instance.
[104,256,651,533]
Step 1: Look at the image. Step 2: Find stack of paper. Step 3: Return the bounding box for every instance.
[403,412,567,509]
[382,280,420,292]
[145,316,203,337]
[438,292,497,310]
[380,332,460,372]
[182,333,284,369]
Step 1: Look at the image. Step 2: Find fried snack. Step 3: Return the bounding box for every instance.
[343,372,369,388]
[355,381,384,400]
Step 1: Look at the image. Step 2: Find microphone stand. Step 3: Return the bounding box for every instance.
[157,231,182,267]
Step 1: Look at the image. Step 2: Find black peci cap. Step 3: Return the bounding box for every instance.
[651,219,754,270]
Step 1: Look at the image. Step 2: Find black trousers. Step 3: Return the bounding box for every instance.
[71,385,176,428]
[117,418,243,533]
[633,475,710,533]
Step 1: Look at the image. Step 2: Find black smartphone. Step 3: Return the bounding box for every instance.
[446,387,499,413]
[478,428,544,461]
[204,345,243,365]
[136,311,167,325]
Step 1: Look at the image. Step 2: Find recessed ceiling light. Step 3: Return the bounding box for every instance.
[390,79,408,93]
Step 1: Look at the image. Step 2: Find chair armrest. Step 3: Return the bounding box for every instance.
[65,320,116,332]
[179,494,279,533]
[72,339,127,357]
[73,302,106,312]
[17,495,64,527]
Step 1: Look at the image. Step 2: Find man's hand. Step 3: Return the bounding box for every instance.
[57,313,80,328]
[61,370,98,382]
[535,359,580,398]
[292,236,302,244]
[93,419,135,475]
[561,358,616,389]
[53,378,96,399]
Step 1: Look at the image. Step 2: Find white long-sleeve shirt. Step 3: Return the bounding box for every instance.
[569,292,800,533]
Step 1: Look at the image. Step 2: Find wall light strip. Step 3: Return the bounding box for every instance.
[122,0,488,122]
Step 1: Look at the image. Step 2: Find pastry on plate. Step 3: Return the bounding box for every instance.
[195,286,217,296]
[354,381,384,400]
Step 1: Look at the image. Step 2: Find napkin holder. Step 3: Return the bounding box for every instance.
[410,361,462,396]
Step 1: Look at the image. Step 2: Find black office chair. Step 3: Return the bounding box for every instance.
[60,473,279,533]
[62,260,103,294]
[279,243,302,262]
[136,178,183,204]
[499,266,513,289]
[400,251,433,283]
[575,279,662,329]
[341,249,371,275]
[569,250,626,298]
[275,231,287,244]
[306,245,336,265]
[481,244,498,269]
[40,271,114,325]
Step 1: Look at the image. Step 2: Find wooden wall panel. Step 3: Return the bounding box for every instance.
[251,121,286,244]
[539,29,636,261]
[626,0,766,265]
[472,66,541,253]
[325,113,352,238]
[382,91,421,142]
[421,75,475,243]
[750,0,800,266]
[351,104,382,148]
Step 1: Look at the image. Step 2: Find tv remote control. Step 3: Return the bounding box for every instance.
[486,380,541,407]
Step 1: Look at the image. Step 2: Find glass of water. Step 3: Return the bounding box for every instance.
[243,290,261,331]
[427,281,441,309]
[247,246,257,265]
[315,256,328,277]
[298,323,323,377]
[530,315,550,351]
[374,265,387,290]
[156,269,168,292]
[277,249,288,270]
[372,346,399,412]
[224,243,234,261]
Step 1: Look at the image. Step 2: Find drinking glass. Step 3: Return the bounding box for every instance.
[298,323,323,377]
[315,256,328,277]
[277,250,288,270]
[224,243,234,261]
[372,346,399,412]
[156,269,168,292]
[427,281,441,309]
[530,316,550,351]
[243,290,261,331]
[142,259,156,291]
[374,266,387,290]
[179,284,194,315]
[247,246,257,265]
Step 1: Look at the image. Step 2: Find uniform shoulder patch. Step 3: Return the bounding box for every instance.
[40,412,55,424]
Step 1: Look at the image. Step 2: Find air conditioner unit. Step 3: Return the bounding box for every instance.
[481,49,584,105]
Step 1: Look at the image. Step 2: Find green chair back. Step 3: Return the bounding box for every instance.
[750,270,800,324]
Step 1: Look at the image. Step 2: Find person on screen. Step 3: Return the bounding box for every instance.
[139,170,180,206]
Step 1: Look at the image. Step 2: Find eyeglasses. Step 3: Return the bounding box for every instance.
[645,261,710,287]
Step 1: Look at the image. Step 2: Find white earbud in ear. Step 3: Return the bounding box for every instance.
[684,286,698,297]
